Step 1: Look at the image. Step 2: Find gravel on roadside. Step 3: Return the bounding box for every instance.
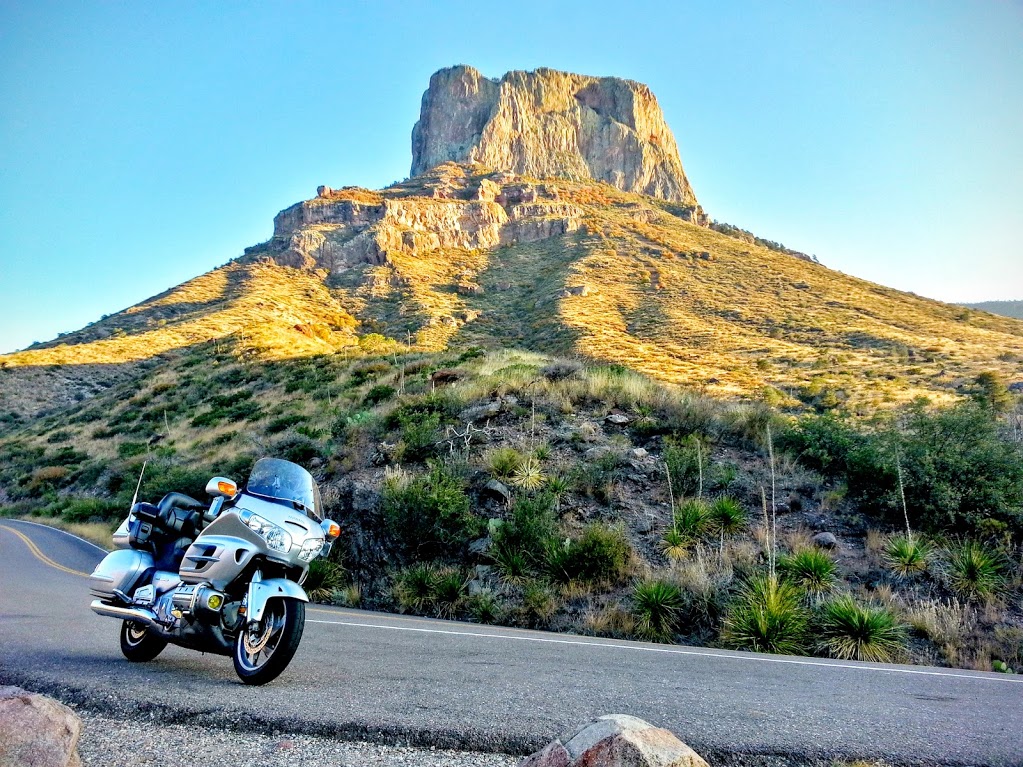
[76,709,520,767]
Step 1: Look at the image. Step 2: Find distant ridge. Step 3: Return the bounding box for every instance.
[962,300,1023,320]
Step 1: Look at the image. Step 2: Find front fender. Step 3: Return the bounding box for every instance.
[247,577,308,623]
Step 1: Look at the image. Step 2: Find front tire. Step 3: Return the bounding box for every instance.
[233,598,305,685]
[120,620,167,662]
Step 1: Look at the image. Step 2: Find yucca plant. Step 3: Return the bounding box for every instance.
[674,498,710,540]
[946,540,1004,600]
[632,579,684,643]
[660,528,689,562]
[393,562,438,614]
[492,546,530,583]
[466,588,501,624]
[511,457,546,490]
[708,496,747,549]
[884,534,931,578]
[816,595,906,663]
[778,548,837,600]
[722,575,809,655]
[304,559,346,602]
[432,567,468,618]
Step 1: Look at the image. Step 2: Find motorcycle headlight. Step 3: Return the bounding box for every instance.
[298,537,325,563]
[239,510,292,554]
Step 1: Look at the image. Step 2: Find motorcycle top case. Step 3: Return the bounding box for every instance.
[89,548,154,600]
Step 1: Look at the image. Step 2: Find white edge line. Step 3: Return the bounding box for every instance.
[2,518,110,553]
[308,618,1023,685]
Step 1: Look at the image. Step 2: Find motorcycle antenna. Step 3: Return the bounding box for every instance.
[130,460,148,509]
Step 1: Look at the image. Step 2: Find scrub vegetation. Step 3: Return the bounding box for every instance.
[1,340,1021,673]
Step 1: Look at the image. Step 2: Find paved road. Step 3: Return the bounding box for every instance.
[1,519,1021,766]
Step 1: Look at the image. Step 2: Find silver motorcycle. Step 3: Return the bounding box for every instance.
[89,457,340,685]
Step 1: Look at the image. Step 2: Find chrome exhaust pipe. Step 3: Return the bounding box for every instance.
[90,599,160,627]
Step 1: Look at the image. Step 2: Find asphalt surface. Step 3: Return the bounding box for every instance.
[1,518,1021,766]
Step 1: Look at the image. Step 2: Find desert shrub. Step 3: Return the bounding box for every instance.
[722,575,809,655]
[266,414,306,434]
[944,539,1005,600]
[346,360,391,388]
[45,430,72,444]
[395,411,440,463]
[271,432,321,466]
[519,580,558,627]
[304,559,346,602]
[884,535,931,578]
[778,548,837,599]
[384,391,460,429]
[815,595,906,663]
[546,524,631,585]
[673,498,711,541]
[782,404,1023,536]
[491,492,558,575]
[363,384,397,406]
[540,360,583,382]
[58,498,125,523]
[664,435,707,497]
[381,462,479,560]
[141,461,211,502]
[117,441,148,459]
[632,579,683,642]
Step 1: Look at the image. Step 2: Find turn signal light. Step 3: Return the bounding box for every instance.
[324,520,341,540]
[217,480,237,496]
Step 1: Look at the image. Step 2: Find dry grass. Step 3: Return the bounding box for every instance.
[17,517,115,551]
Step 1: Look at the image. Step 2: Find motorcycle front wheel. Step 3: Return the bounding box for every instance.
[120,619,168,662]
[233,598,305,685]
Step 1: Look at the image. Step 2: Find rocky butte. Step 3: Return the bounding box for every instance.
[411,65,701,208]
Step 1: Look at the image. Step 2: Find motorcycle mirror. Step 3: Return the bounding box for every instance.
[321,519,341,541]
[206,477,239,499]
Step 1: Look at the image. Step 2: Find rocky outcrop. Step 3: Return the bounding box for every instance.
[411,66,699,205]
[0,687,82,767]
[521,714,709,767]
[257,172,587,274]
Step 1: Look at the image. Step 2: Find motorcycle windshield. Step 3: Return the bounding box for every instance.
[245,458,321,520]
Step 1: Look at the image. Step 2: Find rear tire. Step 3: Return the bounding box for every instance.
[233,598,305,685]
[120,620,167,662]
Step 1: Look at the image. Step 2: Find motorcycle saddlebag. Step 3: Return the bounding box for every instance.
[89,549,154,600]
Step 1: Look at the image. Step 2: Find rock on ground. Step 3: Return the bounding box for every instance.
[0,686,82,767]
[520,714,708,767]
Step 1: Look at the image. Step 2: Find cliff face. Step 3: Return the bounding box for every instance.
[411,66,699,205]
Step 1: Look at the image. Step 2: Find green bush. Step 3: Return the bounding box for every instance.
[632,579,683,642]
[491,492,559,575]
[266,414,306,434]
[722,575,809,655]
[708,497,747,541]
[381,463,479,560]
[271,433,321,466]
[546,524,631,585]
[58,498,126,523]
[816,595,906,662]
[664,435,707,497]
[117,441,148,459]
[778,549,837,599]
[432,567,467,618]
[364,384,397,406]
[465,589,501,624]
[782,404,1023,536]
[519,580,558,628]
[396,412,440,463]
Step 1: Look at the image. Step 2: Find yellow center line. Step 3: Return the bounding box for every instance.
[0,524,92,578]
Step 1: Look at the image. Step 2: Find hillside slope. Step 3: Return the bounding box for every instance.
[3,164,1022,422]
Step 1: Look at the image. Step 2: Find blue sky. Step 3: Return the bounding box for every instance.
[1,1,1021,354]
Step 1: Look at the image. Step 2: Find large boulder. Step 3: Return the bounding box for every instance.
[520,714,708,767]
[0,687,82,767]
[411,66,702,207]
